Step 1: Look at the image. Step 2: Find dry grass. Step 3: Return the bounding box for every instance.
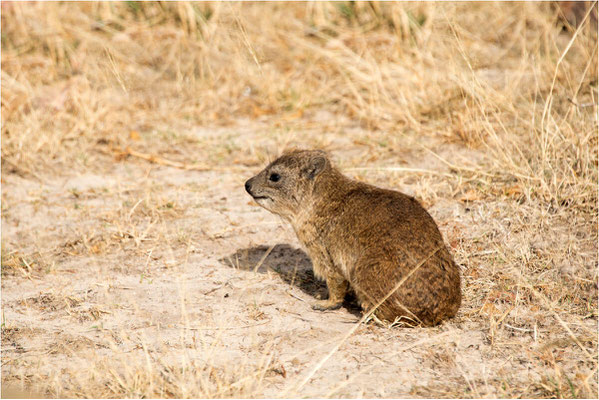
[1,1,598,398]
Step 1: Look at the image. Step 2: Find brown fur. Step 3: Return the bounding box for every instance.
[245,150,461,326]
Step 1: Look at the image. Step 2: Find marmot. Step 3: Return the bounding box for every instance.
[244,149,461,326]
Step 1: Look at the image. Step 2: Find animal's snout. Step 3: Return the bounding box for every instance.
[244,179,253,195]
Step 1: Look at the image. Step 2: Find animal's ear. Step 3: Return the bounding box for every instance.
[305,155,327,179]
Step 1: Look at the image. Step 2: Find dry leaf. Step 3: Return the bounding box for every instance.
[459,189,482,202]
[281,109,303,121]
[505,185,522,197]
[480,302,499,316]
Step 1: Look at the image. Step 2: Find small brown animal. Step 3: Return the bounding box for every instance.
[245,150,461,326]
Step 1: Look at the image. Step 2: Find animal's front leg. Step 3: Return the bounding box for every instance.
[312,271,349,311]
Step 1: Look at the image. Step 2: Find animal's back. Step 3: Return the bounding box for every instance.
[323,181,461,325]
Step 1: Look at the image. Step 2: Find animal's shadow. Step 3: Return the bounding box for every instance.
[220,244,361,316]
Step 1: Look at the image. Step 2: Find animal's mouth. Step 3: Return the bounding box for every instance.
[252,195,270,201]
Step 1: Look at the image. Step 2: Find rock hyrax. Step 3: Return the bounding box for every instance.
[245,149,461,326]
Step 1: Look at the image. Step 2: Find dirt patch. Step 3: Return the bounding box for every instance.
[221,244,362,316]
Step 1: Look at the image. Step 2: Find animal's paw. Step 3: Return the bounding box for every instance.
[312,299,343,311]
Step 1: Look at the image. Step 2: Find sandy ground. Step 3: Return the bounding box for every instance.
[2,121,597,398]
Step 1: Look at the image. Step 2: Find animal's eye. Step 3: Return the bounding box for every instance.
[269,173,281,182]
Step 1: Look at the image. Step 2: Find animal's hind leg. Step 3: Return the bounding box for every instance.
[312,272,348,311]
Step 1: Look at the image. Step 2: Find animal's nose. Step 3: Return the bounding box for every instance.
[244,180,252,194]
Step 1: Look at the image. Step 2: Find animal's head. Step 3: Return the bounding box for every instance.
[244,149,331,219]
